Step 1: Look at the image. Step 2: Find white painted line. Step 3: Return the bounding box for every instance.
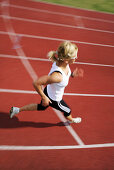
[0,31,114,48]
[75,61,114,68]
[1,2,114,24]
[0,54,49,61]
[0,88,37,94]
[0,54,114,68]
[1,0,84,146]
[0,88,114,98]
[0,143,114,150]
[31,0,114,16]
[1,15,114,34]
[1,2,37,81]
[53,108,84,145]
[74,16,85,28]
[64,92,114,98]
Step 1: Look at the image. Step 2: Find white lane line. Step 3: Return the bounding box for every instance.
[0,143,114,150]
[31,0,114,16]
[53,108,84,145]
[74,16,85,28]
[74,61,114,68]
[0,88,114,98]
[0,54,114,68]
[0,31,114,48]
[1,15,114,34]
[0,54,49,61]
[0,88,37,94]
[1,3,37,81]
[1,2,114,24]
[65,93,114,98]
[1,0,84,146]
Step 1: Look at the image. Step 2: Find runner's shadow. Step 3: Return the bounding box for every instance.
[0,111,69,129]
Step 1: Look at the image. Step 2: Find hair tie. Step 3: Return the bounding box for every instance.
[55,51,59,60]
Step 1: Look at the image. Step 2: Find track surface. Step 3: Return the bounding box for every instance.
[0,0,114,169]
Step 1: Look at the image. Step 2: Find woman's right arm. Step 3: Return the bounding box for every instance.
[33,75,52,106]
[33,73,62,106]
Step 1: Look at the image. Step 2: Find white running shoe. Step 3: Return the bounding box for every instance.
[69,117,82,123]
[10,107,20,118]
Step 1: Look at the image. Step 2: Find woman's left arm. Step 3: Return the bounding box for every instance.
[71,68,84,78]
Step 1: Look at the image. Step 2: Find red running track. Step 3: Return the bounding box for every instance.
[0,0,114,169]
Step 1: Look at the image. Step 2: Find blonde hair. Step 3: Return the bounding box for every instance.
[47,41,78,63]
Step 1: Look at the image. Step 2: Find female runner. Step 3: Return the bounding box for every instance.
[10,41,84,123]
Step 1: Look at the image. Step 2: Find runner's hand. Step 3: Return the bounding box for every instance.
[41,96,52,107]
[72,68,84,77]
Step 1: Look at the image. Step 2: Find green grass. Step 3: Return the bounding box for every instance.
[36,0,114,13]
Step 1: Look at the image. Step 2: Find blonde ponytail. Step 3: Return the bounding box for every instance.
[47,51,58,62]
[47,41,78,63]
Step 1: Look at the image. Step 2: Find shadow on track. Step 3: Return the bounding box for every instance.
[0,111,69,129]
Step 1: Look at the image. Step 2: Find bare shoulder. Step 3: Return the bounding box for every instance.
[33,72,62,86]
[49,72,63,83]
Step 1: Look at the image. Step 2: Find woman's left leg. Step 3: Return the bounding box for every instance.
[50,99,81,123]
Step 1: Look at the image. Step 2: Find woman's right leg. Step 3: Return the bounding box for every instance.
[10,104,38,118]
[10,86,49,118]
[20,103,38,112]
[10,102,49,118]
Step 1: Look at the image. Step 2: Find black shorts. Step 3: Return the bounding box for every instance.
[37,86,71,117]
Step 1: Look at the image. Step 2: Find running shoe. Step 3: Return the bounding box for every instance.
[10,107,20,118]
[69,117,82,123]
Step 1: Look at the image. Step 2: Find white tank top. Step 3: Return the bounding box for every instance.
[47,62,71,101]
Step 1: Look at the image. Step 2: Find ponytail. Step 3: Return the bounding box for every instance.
[47,51,58,62]
[47,41,78,63]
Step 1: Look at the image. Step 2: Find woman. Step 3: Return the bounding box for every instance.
[10,41,84,123]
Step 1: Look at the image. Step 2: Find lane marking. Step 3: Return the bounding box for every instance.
[74,16,85,28]
[0,143,114,150]
[0,54,49,62]
[1,2,114,24]
[0,54,114,68]
[1,3,37,81]
[53,108,84,145]
[1,0,84,146]
[1,0,113,151]
[31,0,114,16]
[1,15,114,34]
[0,88,114,98]
[0,31,114,48]
[65,93,114,98]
